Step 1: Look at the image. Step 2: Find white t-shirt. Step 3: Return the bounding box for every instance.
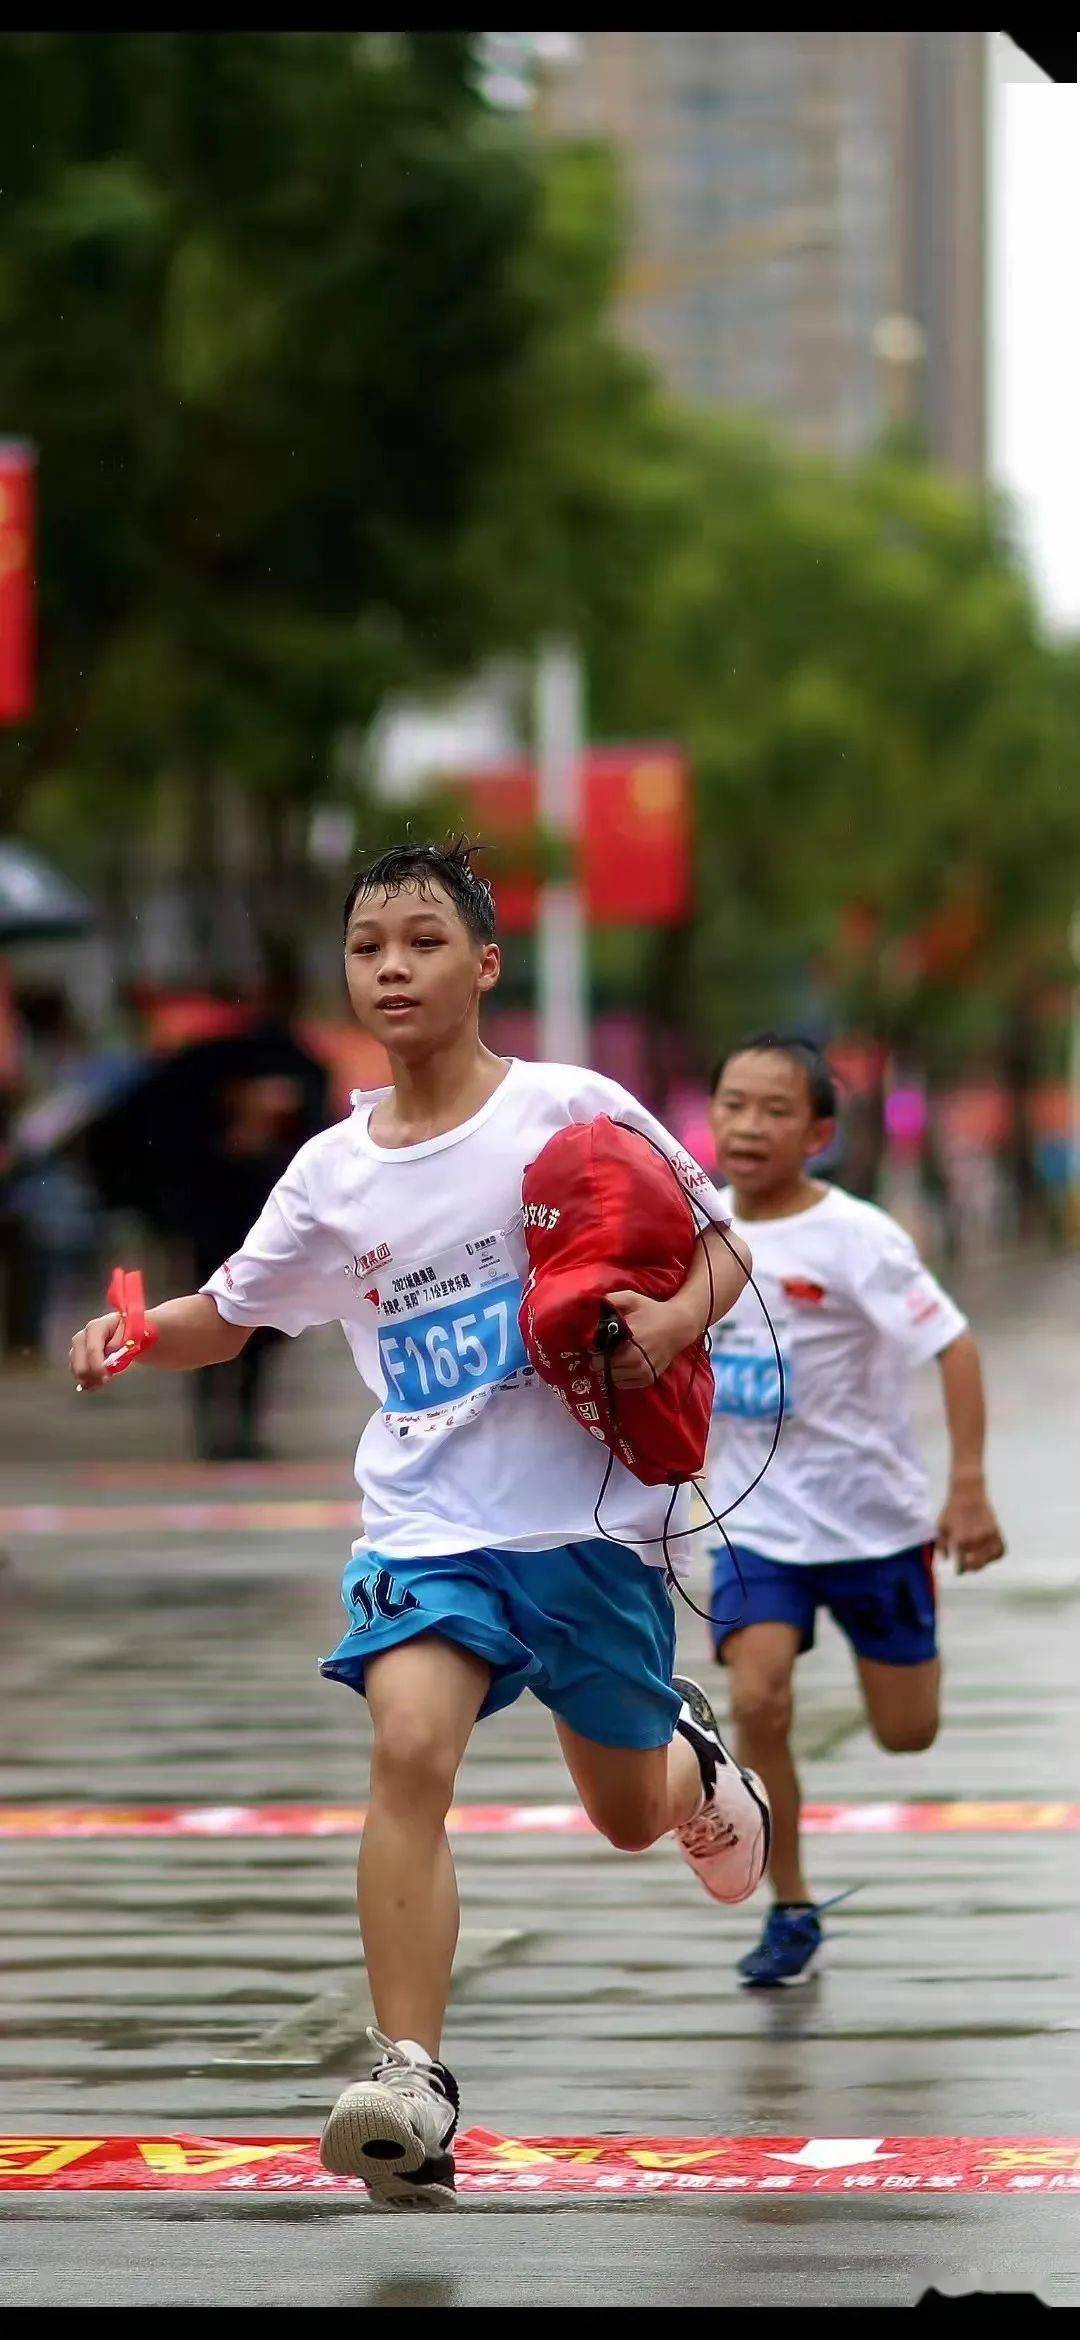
[202,1058,728,1566]
[706,1184,967,1565]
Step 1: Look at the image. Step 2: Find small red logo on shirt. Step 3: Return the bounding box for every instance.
[783,1277,826,1306]
[365,1288,381,1309]
[358,1242,392,1277]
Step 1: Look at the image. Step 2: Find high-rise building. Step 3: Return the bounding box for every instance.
[535,32,986,474]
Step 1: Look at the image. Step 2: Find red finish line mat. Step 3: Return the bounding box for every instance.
[3,2134,1080,2196]
[1,1799,1077,1842]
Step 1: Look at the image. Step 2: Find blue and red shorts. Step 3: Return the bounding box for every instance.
[321,1537,681,1750]
[709,1541,938,1666]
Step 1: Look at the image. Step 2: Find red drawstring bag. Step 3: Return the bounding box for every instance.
[518,1116,716,1487]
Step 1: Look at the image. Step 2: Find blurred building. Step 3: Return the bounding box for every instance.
[534,31,986,473]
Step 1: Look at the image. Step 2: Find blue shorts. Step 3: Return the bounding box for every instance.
[320,1538,680,1751]
[709,1542,938,1667]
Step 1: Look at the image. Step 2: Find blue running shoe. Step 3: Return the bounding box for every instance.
[737,1902,823,1988]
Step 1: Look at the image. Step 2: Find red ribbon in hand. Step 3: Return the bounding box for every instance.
[102,1267,158,1378]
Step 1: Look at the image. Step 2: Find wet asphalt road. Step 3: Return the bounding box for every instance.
[1,1258,1078,2303]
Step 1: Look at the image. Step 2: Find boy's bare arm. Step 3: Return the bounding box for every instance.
[603,1227,751,1391]
[935,1329,1006,1571]
[70,1295,251,1392]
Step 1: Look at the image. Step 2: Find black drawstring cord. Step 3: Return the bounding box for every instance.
[587,1131,786,1633]
[591,1254,752,1631]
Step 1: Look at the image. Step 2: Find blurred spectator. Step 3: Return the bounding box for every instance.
[13,982,87,1088]
[1,1147,100,1361]
[0,1090,34,1361]
[0,988,102,1363]
[156,942,329,1460]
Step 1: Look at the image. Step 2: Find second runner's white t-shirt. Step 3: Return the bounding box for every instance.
[202,1057,727,1566]
[706,1184,967,1565]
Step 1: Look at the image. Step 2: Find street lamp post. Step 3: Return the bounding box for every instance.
[535,640,588,1067]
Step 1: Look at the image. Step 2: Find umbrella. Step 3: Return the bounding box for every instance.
[0,842,95,946]
[6,1048,195,1224]
[84,1021,329,1234]
[9,1020,328,1237]
[10,1052,147,1161]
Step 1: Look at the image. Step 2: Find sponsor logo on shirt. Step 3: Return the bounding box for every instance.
[345,1241,393,1283]
[221,1260,235,1289]
[365,1288,380,1308]
[906,1290,941,1326]
[783,1278,826,1306]
[675,1153,710,1193]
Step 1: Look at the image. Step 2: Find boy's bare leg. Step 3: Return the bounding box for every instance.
[723,1623,808,1903]
[359,1636,491,2056]
[554,1723,701,1849]
[857,1653,940,1754]
[556,1685,770,1905]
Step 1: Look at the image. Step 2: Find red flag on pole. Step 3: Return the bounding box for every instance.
[0,441,36,725]
[462,745,692,934]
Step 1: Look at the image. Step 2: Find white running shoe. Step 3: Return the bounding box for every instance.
[672,1673,771,1905]
[319,2029,460,2209]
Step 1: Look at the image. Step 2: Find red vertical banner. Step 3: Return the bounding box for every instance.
[0,440,36,725]
[584,746,691,925]
[460,746,692,933]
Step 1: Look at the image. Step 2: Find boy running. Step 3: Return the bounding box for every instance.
[69,842,769,2207]
[706,1032,1006,1989]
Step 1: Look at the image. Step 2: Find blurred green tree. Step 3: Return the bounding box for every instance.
[588,409,1080,1200]
[2,25,1077,1152]
[0,31,609,953]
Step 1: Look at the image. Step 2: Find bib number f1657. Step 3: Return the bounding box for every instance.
[374,1231,532,1440]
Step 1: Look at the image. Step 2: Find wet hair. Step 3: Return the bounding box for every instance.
[343,836,496,946]
[710,1031,838,1119]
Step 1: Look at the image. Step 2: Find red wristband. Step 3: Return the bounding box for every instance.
[102,1267,158,1378]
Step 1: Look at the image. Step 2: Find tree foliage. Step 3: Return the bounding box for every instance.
[2,30,1077,1073]
[584,413,1080,1074]
[0,33,556,840]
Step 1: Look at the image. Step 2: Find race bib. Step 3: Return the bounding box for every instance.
[374,1230,533,1441]
[711,1348,791,1423]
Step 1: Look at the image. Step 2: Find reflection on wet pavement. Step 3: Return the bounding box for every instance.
[3,1534,1078,2142]
[2,1270,1079,2301]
